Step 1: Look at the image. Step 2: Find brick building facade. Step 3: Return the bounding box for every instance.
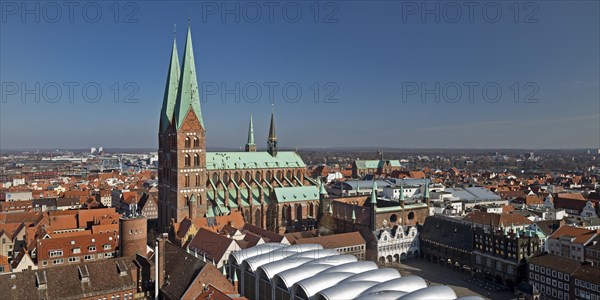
[157,26,320,235]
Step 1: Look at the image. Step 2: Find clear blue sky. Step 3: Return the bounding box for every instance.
[1,1,599,150]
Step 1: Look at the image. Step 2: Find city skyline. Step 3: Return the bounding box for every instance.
[1,1,599,149]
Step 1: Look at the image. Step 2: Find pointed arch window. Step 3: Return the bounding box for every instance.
[193,137,200,148]
[184,154,191,166]
[185,137,191,148]
[194,154,200,166]
[195,173,200,186]
[185,174,190,187]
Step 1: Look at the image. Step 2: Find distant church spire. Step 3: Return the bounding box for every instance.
[173,22,204,129]
[245,113,256,152]
[267,110,277,157]
[159,32,180,131]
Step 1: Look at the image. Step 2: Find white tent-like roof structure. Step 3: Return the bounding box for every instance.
[229,244,484,300]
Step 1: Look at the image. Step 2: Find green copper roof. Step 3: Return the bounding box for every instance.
[355,160,380,169]
[375,202,427,213]
[174,25,204,129]
[355,159,401,169]
[160,37,180,131]
[273,186,319,203]
[206,151,305,170]
[247,113,255,145]
[370,180,378,204]
[206,205,216,217]
[388,160,402,167]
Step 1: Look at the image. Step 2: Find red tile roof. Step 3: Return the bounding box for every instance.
[549,226,598,245]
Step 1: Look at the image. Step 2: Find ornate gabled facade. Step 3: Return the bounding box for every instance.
[158,25,319,235]
[375,225,420,264]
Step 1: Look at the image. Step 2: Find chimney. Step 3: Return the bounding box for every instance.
[156,234,167,297]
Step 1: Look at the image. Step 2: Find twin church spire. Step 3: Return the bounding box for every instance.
[159,23,278,155]
[244,111,278,156]
[160,24,204,131]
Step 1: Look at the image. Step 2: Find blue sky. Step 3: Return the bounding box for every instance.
[1,1,599,150]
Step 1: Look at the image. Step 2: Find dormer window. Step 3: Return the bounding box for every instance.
[116,260,128,276]
[88,246,97,252]
[78,265,90,283]
[49,249,63,257]
[35,271,48,290]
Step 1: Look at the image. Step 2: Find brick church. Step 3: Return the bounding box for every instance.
[157,25,321,235]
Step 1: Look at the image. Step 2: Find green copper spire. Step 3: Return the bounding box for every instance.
[423,182,430,199]
[328,204,333,214]
[399,182,405,201]
[247,113,255,145]
[370,180,378,204]
[174,23,204,129]
[160,35,180,131]
[222,265,227,276]
[233,270,238,282]
[351,208,356,221]
[319,180,327,195]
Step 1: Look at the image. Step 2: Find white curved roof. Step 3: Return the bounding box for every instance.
[339,268,400,284]
[229,243,285,265]
[315,281,380,300]
[274,264,333,289]
[257,249,338,280]
[273,255,357,289]
[360,276,427,296]
[233,243,461,300]
[257,257,315,280]
[303,254,357,266]
[355,290,408,300]
[400,285,457,300]
[243,244,323,271]
[293,272,357,298]
[319,261,377,275]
